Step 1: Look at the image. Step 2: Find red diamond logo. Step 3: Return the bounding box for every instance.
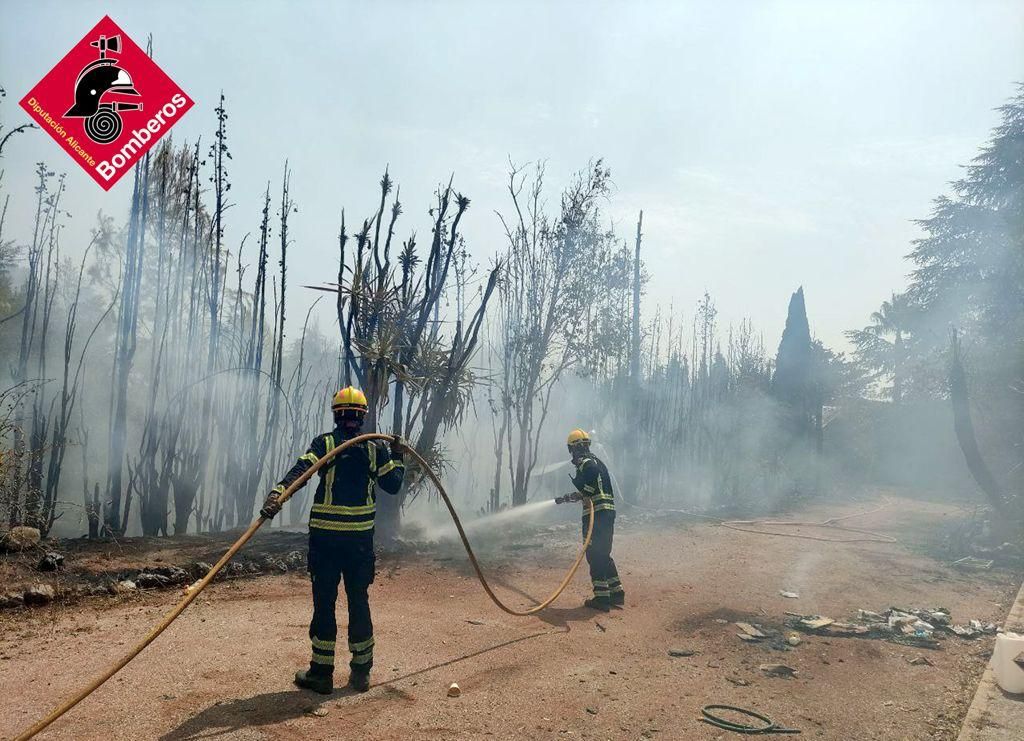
[19,15,194,190]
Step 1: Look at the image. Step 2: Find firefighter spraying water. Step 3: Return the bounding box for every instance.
[555,428,625,611]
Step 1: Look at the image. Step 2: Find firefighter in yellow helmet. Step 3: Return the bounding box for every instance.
[555,429,624,611]
[260,386,405,694]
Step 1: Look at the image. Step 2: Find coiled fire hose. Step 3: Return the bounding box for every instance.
[14,433,594,740]
[700,705,800,735]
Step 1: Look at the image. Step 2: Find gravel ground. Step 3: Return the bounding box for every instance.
[1,496,1018,741]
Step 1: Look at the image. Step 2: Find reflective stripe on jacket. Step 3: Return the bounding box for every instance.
[571,454,615,514]
[272,431,405,533]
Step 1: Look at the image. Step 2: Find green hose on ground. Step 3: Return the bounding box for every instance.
[700,704,801,735]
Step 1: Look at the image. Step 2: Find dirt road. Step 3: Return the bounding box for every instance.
[1,497,1018,740]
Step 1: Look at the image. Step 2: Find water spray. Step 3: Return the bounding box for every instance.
[423,498,557,541]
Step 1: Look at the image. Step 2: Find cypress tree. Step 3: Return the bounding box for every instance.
[773,286,815,438]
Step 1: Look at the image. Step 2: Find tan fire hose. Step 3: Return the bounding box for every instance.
[14,433,594,740]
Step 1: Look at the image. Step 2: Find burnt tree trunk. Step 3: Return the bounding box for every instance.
[949,330,1007,515]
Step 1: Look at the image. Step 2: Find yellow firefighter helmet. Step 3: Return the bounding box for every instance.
[332,386,368,412]
[567,429,590,447]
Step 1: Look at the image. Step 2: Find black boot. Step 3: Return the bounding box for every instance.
[347,669,371,693]
[294,669,333,695]
[610,592,625,608]
[583,596,610,612]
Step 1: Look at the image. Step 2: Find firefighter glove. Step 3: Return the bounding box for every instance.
[260,492,283,519]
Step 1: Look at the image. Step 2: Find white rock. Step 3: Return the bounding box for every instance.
[24,583,55,606]
[2,526,41,552]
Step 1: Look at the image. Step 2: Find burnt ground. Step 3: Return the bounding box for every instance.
[0,494,1020,740]
[0,528,315,602]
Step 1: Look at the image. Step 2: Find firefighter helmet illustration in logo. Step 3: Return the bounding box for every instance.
[21,15,193,190]
[63,34,142,144]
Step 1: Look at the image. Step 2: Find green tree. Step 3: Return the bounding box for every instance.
[905,86,1024,387]
[773,286,816,438]
[846,292,911,402]
[857,84,1024,508]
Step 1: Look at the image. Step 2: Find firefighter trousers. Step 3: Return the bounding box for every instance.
[307,530,376,676]
[582,510,624,601]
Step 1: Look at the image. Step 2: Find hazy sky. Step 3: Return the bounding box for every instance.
[2,0,1022,351]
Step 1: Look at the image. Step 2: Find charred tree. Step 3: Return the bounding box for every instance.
[949,330,1009,515]
[104,158,150,535]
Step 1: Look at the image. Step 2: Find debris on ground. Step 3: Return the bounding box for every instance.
[36,551,65,572]
[0,592,24,608]
[779,590,800,599]
[0,526,41,552]
[796,616,835,631]
[908,656,933,666]
[725,676,751,687]
[466,619,485,625]
[668,648,697,657]
[728,621,793,651]
[447,682,461,697]
[188,561,215,579]
[949,619,999,639]
[305,706,329,717]
[23,584,55,606]
[786,633,801,647]
[965,541,1024,569]
[263,556,291,573]
[135,566,190,589]
[759,663,797,678]
[784,605,998,650]
[952,556,994,571]
[1,533,322,612]
[736,622,766,639]
[182,579,202,595]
